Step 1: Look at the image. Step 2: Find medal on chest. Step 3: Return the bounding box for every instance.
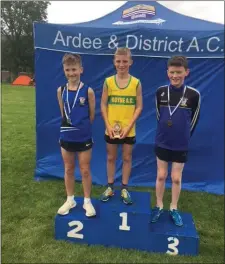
[167,85,186,127]
[167,119,173,127]
[64,82,81,125]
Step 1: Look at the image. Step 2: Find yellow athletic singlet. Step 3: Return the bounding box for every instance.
[105,75,139,137]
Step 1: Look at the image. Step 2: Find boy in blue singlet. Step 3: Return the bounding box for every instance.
[57,53,96,217]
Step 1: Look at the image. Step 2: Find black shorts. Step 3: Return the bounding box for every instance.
[104,134,136,145]
[155,145,188,163]
[60,138,93,152]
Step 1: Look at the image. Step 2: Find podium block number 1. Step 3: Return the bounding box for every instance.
[119,212,130,231]
[67,221,84,239]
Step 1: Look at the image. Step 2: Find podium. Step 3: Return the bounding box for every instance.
[55,191,199,256]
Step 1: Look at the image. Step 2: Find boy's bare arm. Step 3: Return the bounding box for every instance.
[101,83,114,138]
[128,83,143,130]
[88,87,95,123]
[57,87,64,117]
[120,83,143,139]
[101,83,110,127]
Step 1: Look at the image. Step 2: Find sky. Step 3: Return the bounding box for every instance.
[47,1,224,24]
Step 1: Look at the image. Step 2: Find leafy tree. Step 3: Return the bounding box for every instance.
[1,1,50,79]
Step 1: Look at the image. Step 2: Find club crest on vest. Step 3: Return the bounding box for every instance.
[180,97,188,107]
[79,97,86,105]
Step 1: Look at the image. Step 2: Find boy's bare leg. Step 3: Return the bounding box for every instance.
[106,143,118,184]
[58,148,76,215]
[78,148,96,217]
[77,149,92,198]
[170,162,185,209]
[121,144,133,185]
[61,148,75,196]
[155,157,168,208]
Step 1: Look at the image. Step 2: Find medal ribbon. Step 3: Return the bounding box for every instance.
[168,85,186,117]
[64,82,81,122]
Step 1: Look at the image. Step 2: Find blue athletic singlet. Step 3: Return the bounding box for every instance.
[59,83,92,142]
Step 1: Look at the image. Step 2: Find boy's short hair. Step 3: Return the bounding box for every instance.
[114,47,132,58]
[167,56,188,70]
[62,53,82,66]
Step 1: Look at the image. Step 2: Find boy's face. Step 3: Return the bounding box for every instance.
[114,54,132,74]
[167,66,189,88]
[63,63,83,82]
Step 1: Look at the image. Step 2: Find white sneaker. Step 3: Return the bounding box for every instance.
[83,202,96,217]
[57,200,77,215]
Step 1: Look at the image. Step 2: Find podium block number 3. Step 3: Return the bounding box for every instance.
[119,212,130,231]
[67,221,84,239]
[166,237,179,255]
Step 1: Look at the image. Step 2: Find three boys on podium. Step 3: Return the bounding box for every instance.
[56,48,201,228]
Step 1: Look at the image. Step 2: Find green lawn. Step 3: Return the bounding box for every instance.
[1,84,224,263]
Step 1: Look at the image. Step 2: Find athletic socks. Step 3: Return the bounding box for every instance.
[67,195,75,203]
[121,183,128,190]
[108,182,114,189]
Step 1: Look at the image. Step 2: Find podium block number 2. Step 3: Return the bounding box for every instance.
[67,221,84,239]
[119,212,130,231]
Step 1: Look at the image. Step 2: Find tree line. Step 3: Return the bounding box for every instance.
[1,1,50,80]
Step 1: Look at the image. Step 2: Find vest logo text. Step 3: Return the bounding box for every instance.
[108,96,136,105]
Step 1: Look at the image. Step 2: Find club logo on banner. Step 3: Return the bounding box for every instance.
[113,4,166,25]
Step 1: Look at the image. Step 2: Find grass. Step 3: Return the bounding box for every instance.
[1,84,224,263]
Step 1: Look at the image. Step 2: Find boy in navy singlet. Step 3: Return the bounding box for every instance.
[57,53,96,217]
[151,56,201,226]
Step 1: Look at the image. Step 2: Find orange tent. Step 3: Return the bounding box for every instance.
[12,75,33,86]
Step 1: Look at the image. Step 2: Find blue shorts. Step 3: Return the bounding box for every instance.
[155,145,188,163]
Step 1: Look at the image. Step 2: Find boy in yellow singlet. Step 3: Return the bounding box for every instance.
[100,47,143,204]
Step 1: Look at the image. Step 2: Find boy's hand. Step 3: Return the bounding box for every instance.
[120,126,131,139]
[106,125,115,139]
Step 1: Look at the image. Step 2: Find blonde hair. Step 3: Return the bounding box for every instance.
[62,53,82,66]
[114,47,132,58]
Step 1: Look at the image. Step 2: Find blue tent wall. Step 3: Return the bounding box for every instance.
[34,1,224,195]
[34,48,224,194]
